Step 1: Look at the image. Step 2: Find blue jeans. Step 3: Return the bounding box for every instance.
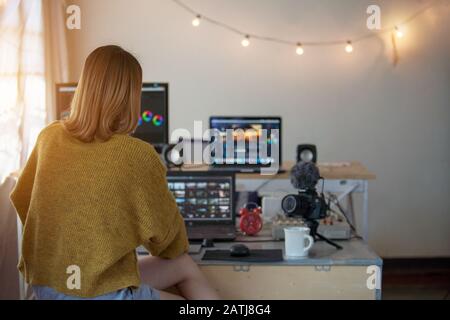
[32,285,160,300]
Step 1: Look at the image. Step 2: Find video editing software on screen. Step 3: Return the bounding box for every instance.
[167,176,233,221]
[133,83,168,144]
[210,117,281,166]
[57,83,169,145]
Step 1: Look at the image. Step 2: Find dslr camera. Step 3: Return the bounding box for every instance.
[281,161,328,221]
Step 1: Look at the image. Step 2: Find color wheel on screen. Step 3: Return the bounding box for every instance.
[138,110,164,127]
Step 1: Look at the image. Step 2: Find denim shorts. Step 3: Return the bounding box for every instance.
[32,285,160,300]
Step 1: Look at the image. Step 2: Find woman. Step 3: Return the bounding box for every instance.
[10,45,219,300]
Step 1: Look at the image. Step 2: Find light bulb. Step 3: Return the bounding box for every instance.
[192,15,201,27]
[395,26,404,38]
[296,43,304,55]
[241,36,250,47]
[345,41,353,53]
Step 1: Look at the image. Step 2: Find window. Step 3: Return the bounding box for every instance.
[0,0,46,182]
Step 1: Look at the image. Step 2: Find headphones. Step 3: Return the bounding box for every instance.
[239,202,263,236]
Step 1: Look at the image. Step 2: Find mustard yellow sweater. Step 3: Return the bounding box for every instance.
[10,121,189,297]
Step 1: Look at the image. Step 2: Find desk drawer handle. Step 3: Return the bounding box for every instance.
[233,265,250,272]
[314,266,331,272]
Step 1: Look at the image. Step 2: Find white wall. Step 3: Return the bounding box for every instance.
[66,0,450,257]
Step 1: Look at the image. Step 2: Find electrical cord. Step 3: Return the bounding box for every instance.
[326,193,362,239]
[254,172,284,192]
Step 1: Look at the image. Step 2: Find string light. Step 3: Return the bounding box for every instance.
[172,0,442,62]
[296,43,304,56]
[345,41,353,53]
[241,35,250,47]
[395,26,404,38]
[192,15,201,27]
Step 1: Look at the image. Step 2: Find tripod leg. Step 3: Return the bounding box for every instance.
[315,232,343,250]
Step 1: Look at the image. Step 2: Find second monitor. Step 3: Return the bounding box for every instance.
[209,116,282,172]
[133,83,169,145]
[56,82,169,144]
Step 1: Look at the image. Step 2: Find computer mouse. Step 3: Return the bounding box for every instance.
[230,244,250,257]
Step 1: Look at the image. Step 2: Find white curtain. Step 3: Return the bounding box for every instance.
[0,0,68,183]
[0,0,68,299]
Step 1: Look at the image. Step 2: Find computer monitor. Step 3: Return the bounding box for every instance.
[55,83,169,144]
[166,171,235,224]
[209,116,282,170]
[133,83,169,144]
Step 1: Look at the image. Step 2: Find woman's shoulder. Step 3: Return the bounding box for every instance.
[42,120,63,132]
[36,121,164,171]
[36,120,65,142]
[115,134,156,155]
[114,135,165,170]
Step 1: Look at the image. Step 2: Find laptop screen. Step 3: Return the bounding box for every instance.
[167,173,234,222]
[209,116,281,167]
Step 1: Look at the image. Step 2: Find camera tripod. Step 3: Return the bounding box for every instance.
[305,219,343,250]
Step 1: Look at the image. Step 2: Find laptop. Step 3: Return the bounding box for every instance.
[167,171,236,241]
[209,116,283,173]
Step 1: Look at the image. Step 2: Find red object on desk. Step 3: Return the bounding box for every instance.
[239,203,263,236]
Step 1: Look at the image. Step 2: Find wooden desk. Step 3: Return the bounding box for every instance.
[235,161,376,180]
[190,239,382,300]
[181,161,375,180]
[175,161,376,241]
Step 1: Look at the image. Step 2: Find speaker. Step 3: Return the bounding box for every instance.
[156,143,183,168]
[296,144,317,163]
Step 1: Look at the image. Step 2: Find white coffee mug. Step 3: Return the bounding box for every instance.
[284,227,314,258]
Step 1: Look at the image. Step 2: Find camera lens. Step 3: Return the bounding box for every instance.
[281,195,297,214]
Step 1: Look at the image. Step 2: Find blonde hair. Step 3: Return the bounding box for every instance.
[64,45,142,142]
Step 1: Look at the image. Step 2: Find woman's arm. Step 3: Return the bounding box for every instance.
[10,144,39,225]
[130,143,189,259]
[142,207,189,259]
